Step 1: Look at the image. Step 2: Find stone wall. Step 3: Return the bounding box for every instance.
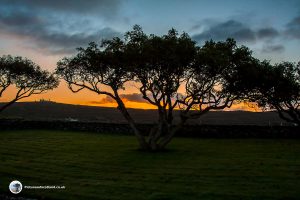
[0,120,299,138]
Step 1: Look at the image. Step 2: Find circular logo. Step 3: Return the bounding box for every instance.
[9,180,22,194]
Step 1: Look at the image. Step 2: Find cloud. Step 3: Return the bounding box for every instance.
[257,27,280,39]
[25,27,121,55]
[191,19,288,54]
[192,20,256,43]
[262,44,284,53]
[285,15,300,39]
[0,7,122,55]
[89,93,146,105]
[0,11,42,27]
[89,96,115,104]
[0,0,121,18]
[120,93,145,103]
[191,20,283,44]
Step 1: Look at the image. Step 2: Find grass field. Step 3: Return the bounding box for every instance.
[0,130,299,200]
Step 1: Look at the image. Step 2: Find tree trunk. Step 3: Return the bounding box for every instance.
[148,111,170,151]
[0,100,17,113]
[114,92,149,150]
[113,90,185,151]
[159,119,186,149]
[275,105,300,126]
[148,125,159,150]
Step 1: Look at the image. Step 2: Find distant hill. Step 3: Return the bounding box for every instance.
[0,101,290,126]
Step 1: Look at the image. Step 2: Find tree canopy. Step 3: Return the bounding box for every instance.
[248,61,300,125]
[0,55,58,112]
[1,26,298,150]
[57,25,264,151]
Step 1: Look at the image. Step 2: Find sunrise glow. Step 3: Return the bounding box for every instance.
[0,0,299,111]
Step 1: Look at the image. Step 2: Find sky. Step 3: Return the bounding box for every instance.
[0,0,299,109]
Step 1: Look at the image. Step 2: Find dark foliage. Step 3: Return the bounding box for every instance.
[56,25,298,150]
[0,55,58,112]
[250,61,300,125]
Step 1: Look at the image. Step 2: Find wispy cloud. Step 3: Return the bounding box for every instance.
[257,27,280,40]
[190,16,300,55]
[262,44,285,53]
[285,15,300,39]
[192,20,256,43]
[191,19,282,44]
[0,1,122,55]
[0,0,122,17]
[89,93,146,105]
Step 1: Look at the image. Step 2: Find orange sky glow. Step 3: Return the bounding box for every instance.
[0,81,260,112]
[0,0,299,113]
[0,43,260,112]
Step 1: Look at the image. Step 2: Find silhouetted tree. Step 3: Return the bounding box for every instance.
[128,31,258,149]
[252,61,300,125]
[124,26,198,149]
[56,40,149,149]
[57,26,258,151]
[0,55,58,112]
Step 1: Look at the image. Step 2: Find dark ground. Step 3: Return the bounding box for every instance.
[0,101,292,126]
[0,130,299,200]
[0,102,299,199]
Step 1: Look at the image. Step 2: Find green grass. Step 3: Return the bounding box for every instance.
[0,130,300,200]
